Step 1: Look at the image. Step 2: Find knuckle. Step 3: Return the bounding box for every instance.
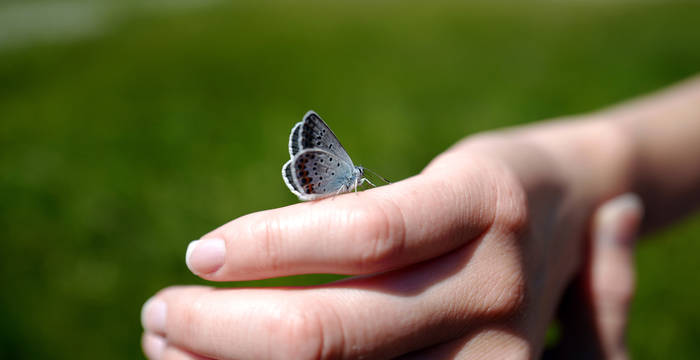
[351,201,406,269]
[266,303,329,360]
[171,295,207,341]
[499,341,532,360]
[244,213,283,272]
[484,268,527,319]
[493,175,529,235]
[454,329,532,360]
[471,245,528,319]
[463,166,529,319]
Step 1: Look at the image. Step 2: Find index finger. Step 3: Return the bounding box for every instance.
[187,154,510,281]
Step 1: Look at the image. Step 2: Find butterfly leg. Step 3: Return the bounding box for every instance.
[364,178,377,188]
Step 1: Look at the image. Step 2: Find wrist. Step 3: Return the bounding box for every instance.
[519,116,637,206]
[447,115,638,208]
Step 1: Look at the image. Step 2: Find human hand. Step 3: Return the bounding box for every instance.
[141,121,642,359]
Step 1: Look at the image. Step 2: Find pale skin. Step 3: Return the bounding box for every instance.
[141,75,700,359]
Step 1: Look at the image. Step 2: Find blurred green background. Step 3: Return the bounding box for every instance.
[1,0,699,359]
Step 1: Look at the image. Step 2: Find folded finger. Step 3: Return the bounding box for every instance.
[144,230,526,360]
[397,328,530,360]
[143,332,213,360]
[161,346,213,360]
[143,332,166,360]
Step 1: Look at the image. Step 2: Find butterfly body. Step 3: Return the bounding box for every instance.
[282,111,368,201]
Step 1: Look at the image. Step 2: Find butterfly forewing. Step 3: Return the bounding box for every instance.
[296,111,353,164]
[288,122,303,157]
[291,149,357,200]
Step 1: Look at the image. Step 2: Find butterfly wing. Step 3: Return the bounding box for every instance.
[289,149,359,200]
[296,111,353,164]
[288,122,303,157]
[282,159,303,197]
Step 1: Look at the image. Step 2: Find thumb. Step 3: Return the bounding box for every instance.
[544,193,643,360]
[589,193,643,360]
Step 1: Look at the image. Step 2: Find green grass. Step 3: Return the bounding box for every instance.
[1,1,699,359]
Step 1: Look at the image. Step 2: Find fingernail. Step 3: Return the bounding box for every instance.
[596,193,643,247]
[142,332,166,359]
[186,238,226,274]
[141,297,167,333]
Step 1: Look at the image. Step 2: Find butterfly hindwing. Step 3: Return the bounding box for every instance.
[282,159,302,196]
[291,149,358,200]
[297,111,353,164]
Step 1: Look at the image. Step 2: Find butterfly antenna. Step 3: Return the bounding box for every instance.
[363,167,392,184]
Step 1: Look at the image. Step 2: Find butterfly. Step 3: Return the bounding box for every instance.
[282,111,388,201]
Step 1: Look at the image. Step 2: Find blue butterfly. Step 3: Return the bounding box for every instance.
[282,111,388,201]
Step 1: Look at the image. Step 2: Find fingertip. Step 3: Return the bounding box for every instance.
[142,297,167,334]
[142,332,166,360]
[186,238,226,275]
[185,240,199,269]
